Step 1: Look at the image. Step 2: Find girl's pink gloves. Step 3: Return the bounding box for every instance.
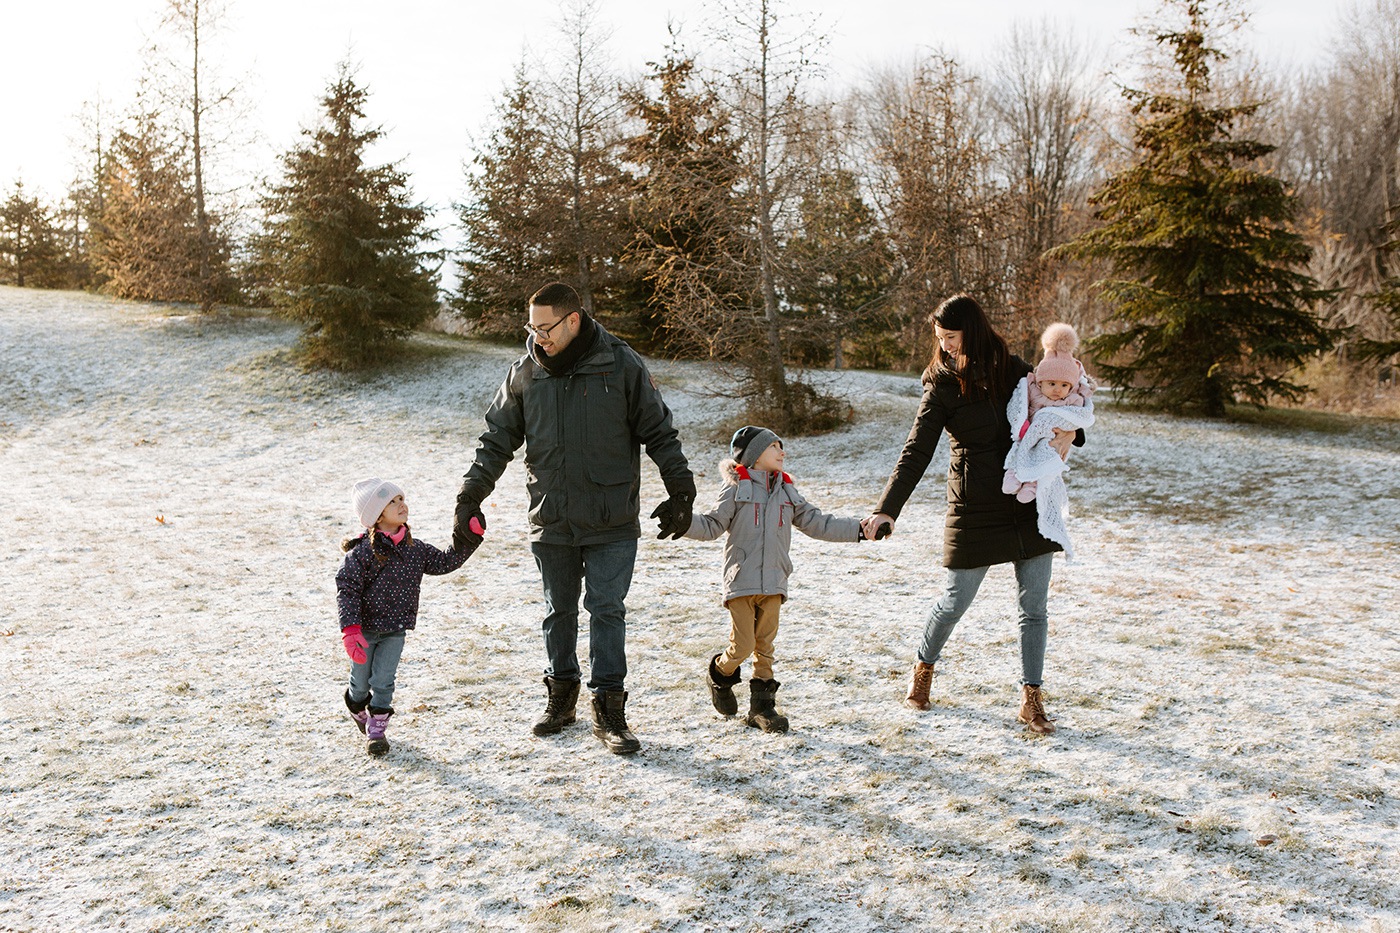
[342,625,368,664]
[469,516,485,536]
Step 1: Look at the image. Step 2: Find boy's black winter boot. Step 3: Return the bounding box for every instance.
[744,679,789,734]
[706,654,742,716]
[590,690,641,755]
[532,676,580,737]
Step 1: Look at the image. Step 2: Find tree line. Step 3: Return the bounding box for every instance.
[2,0,1397,424]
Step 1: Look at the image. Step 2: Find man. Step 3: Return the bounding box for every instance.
[453,282,694,755]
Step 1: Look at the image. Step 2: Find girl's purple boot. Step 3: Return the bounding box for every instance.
[344,690,370,734]
[366,708,393,756]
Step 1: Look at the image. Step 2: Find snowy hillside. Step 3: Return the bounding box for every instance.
[1,285,1397,932]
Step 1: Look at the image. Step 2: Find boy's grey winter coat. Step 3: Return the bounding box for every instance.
[460,323,693,547]
[686,462,862,603]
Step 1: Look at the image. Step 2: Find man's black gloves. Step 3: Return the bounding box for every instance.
[650,478,696,540]
[453,490,487,551]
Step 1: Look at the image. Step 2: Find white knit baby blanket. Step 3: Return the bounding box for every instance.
[1003,375,1096,560]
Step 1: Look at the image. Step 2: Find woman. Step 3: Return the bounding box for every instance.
[862,295,1080,734]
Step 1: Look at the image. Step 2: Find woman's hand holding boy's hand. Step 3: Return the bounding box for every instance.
[342,625,368,665]
[861,513,894,541]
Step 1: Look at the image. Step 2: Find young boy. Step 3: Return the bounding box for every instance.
[675,426,863,733]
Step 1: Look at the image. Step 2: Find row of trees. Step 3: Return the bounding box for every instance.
[0,0,239,307]
[449,0,1387,419]
[2,0,1398,422]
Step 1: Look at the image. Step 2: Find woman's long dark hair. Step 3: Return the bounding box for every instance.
[925,294,1013,400]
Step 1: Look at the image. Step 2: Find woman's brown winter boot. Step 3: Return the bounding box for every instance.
[905,661,935,711]
[1018,684,1056,734]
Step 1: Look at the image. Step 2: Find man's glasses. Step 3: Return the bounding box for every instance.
[524,314,573,340]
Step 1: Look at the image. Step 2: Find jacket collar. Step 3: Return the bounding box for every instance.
[734,464,793,486]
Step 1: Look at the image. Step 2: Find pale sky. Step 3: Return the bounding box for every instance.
[1,0,1352,229]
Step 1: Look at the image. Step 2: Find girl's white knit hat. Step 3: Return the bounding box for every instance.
[352,478,403,528]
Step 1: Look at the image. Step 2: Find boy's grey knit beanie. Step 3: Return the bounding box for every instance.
[730,426,782,468]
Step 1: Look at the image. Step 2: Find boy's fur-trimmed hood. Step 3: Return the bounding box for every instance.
[718,457,741,485]
[717,457,790,487]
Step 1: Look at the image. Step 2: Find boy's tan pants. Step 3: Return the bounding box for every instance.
[716,594,782,681]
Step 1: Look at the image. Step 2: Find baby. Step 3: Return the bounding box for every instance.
[1003,322,1095,503]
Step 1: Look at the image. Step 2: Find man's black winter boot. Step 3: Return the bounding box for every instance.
[533,676,580,737]
[590,690,641,755]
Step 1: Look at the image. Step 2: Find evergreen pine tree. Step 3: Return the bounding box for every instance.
[255,66,440,369]
[453,66,557,337]
[784,166,896,369]
[1052,1,1336,416]
[0,181,66,289]
[621,50,746,352]
[1359,217,1400,365]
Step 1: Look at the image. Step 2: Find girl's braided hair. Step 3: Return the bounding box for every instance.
[340,525,413,563]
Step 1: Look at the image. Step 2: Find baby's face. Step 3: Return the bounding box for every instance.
[1039,378,1074,401]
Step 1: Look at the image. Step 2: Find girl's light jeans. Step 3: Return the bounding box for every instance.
[917,553,1053,685]
[348,631,406,710]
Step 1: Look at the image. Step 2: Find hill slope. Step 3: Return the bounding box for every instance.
[1,285,1397,931]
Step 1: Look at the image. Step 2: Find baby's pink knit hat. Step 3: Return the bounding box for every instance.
[1035,322,1083,385]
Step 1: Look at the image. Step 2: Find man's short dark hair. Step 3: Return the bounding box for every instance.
[529,282,583,315]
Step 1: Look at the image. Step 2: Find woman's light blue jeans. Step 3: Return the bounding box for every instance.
[917,552,1053,685]
[347,631,406,710]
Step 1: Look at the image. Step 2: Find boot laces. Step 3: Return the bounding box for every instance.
[1023,686,1049,722]
[543,682,575,718]
[604,706,630,733]
[912,664,934,693]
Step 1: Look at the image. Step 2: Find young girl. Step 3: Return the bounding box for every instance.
[677,426,863,733]
[337,478,483,756]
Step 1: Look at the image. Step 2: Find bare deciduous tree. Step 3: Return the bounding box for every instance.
[536,0,631,315]
[986,20,1104,352]
[861,52,1005,369]
[698,0,832,428]
[151,0,240,307]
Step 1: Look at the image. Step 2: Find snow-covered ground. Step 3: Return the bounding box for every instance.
[1,284,1397,932]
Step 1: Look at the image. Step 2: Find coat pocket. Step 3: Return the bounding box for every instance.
[725,547,747,585]
[583,466,637,531]
[525,467,561,527]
